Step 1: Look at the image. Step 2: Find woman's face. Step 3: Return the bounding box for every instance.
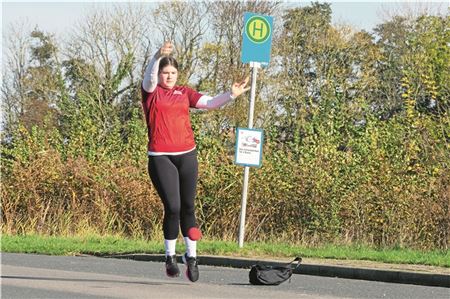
[159,65,178,89]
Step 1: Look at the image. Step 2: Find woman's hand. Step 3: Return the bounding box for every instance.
[231,76,250,98]
[156,41,173,57]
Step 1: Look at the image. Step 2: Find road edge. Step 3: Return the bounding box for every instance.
[100,254,450,288]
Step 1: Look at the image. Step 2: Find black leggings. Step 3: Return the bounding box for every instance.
[148,149,198,240]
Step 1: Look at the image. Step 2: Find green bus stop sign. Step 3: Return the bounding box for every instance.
[241,12,273,65]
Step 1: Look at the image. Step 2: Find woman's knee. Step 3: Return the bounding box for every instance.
[180,204,195,217]
[164,203,181,217]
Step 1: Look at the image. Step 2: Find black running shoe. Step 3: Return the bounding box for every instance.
[182,253,199,282]
[165,255,180,277]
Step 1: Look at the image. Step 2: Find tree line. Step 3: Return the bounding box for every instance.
[1,2,449,250]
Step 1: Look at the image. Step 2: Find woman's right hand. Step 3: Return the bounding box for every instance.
[157,41,173,57]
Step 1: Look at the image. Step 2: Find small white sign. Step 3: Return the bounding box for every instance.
[234,127,264,167]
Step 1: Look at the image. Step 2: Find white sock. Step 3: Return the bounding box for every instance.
[164,239,177,257]
[184,237,196,258]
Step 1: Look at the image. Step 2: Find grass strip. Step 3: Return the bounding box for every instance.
[1,234,448,267]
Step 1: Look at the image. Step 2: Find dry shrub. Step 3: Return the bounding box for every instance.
[194,129,449,250]
[1,149,162,239]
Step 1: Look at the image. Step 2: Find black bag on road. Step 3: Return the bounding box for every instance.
[249,257,302,285]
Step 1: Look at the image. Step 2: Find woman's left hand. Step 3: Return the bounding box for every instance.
[231,76,250,98]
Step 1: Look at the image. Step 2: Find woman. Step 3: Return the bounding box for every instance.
[142,41,249,282]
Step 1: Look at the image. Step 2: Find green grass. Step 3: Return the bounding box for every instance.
[1,234,449,267]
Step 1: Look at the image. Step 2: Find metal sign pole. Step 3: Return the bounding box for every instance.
[238,61,260,248]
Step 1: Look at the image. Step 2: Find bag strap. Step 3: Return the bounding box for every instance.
[286,256,302,270]
[286,257,302,284]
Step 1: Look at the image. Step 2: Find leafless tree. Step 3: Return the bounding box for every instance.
[65,3,154,105]
[1,22,32,133]
[151,1,211,85]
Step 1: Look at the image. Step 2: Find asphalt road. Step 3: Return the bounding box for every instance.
[1,253,449,299]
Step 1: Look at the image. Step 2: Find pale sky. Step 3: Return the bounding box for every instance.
[2,1,448,35]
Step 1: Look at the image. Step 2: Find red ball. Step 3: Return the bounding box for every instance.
[187,227,202,241]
